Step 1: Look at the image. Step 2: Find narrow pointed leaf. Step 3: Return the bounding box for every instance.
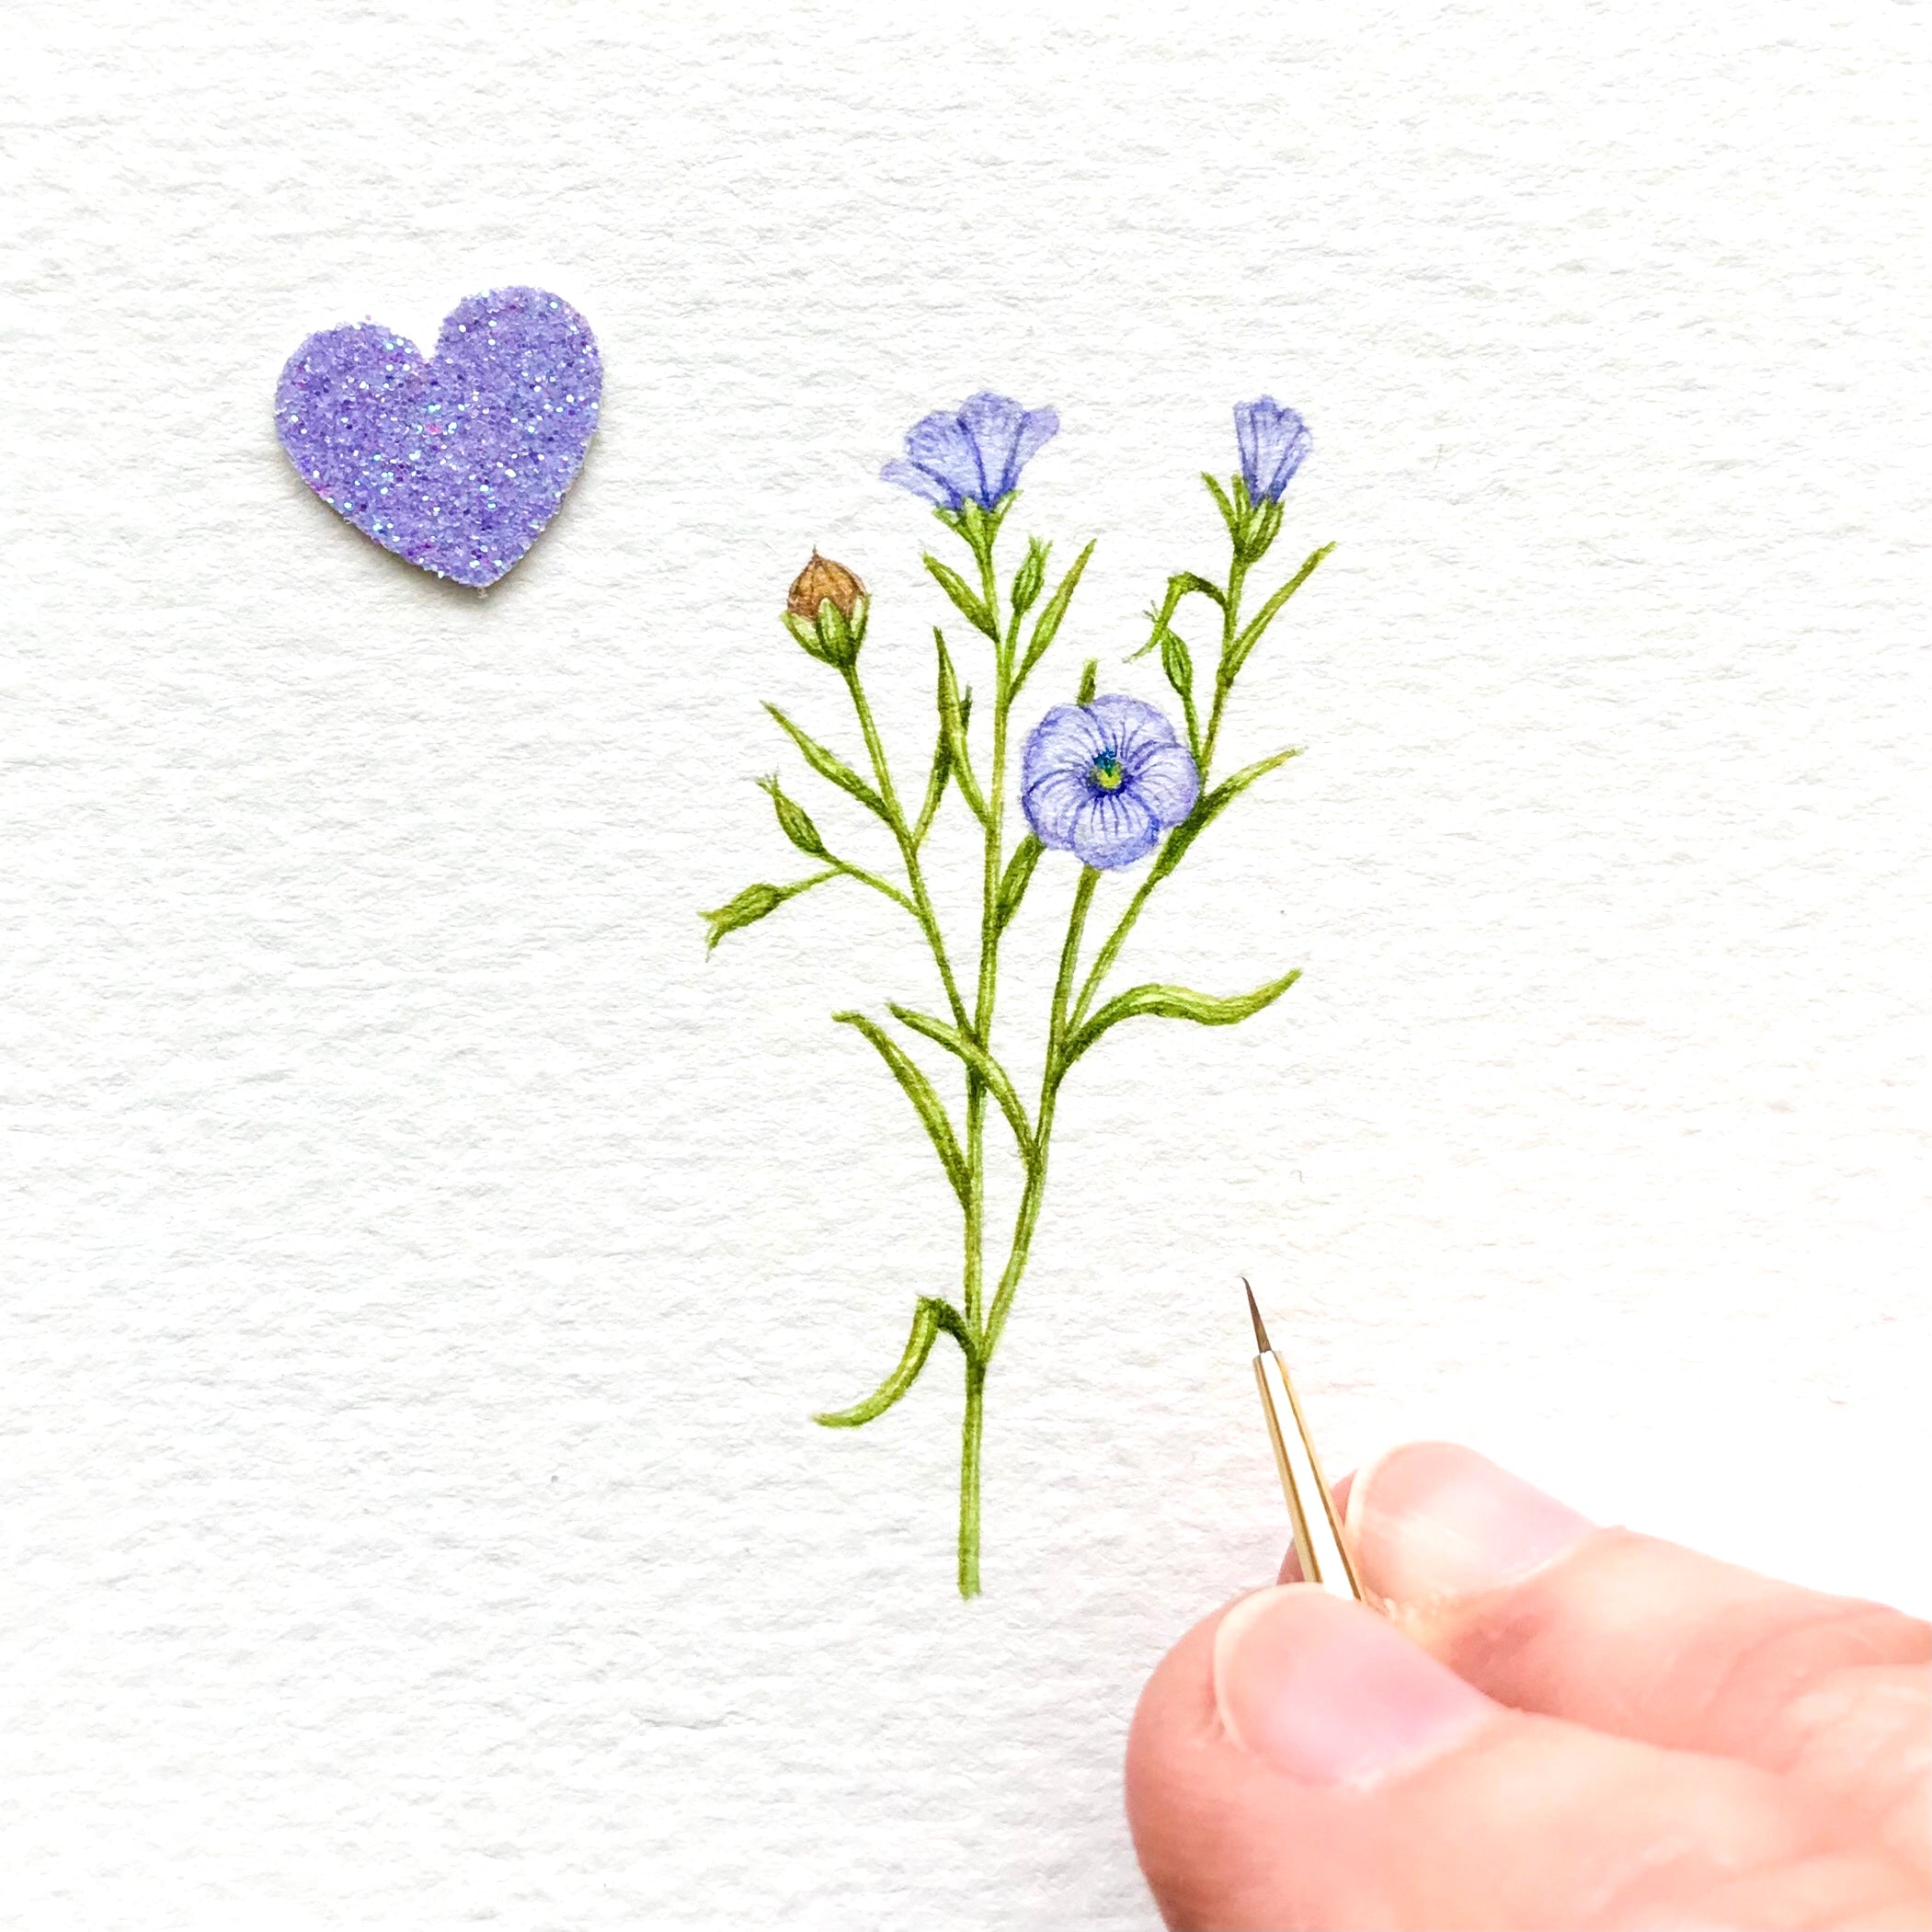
[1149,746,1302,886]
[934,630,989,823]
[1226,543,1334,680]
[994,832,1043,934]
[835,1011,970,1208]
[1076,657,1099,704]
[813,1295,973,1426]
[1016,540,1096,689]
[1202,472,1238,532]
[924,554,1000,641]
[1159,628,1195,707]
[887,1004,1035,1155]
[765,703,888,821]
[1062,969,1302,1069]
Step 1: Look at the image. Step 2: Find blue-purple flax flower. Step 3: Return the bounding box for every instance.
[1234,396,1312,505]
[1022,695,1201,870]
[883,392,1060,511]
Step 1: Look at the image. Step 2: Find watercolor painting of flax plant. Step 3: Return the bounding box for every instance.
[703,394,1331,1595]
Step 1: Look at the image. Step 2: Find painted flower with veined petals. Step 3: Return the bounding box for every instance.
[1234,396,1312,504]
[882,392,1059,512]
[1021,695,1200,870]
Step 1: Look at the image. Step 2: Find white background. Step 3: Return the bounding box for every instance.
[3,4,1926,1926]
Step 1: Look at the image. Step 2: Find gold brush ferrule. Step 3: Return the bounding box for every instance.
[1245,1282,1365,1602]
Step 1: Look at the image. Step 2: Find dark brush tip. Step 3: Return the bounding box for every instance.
[1242,1277,1271,1355]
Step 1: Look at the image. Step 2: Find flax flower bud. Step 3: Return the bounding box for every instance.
[783,552,869,668]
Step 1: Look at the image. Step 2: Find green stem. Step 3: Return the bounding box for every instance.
[958,1354,985,1597]
[841,665,972,1036]
[983,865,1096,1360]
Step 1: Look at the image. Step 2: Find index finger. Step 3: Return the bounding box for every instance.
[1344,1443,1931,1871]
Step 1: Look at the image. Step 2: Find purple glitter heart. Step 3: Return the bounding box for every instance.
[275,287,601,588]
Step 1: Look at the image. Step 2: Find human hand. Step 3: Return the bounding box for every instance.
[1126,1443,1930,1928]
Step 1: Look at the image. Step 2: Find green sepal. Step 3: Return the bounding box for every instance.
[887,1004,1035,1157]
[924,554,1000,642]
[994,833,1043,935]
[934,629,989,824]
[757,774,829,858]
[698,871,834,951]
[1011,537,1049,618]
[1015,539,1095,692]
[814,1295,975,1427]
[765,703,889,822]
[1159,627,1195,707]
[835,1010,971,1209]
[934,496,1014,556]
[1061,968,1302,1069]
[1202,472,1238,534]
[1223,543,1333,682]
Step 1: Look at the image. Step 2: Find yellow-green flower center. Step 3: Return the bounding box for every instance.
[1091,749,1125,791]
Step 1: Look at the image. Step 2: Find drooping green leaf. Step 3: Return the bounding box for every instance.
[1062,969,1302,1068]
[924,554,1000,641]
[814,1295,974,1426]
[765,703,888,822]
[1225,543,1334,680]
[887,1004,1035,1155]
[994,832,1044,934]
[698,872,834,951]
[1015,540,1096,690]
[757,774,829,858]
[835,1011,970,1209]
[934,629,989,824]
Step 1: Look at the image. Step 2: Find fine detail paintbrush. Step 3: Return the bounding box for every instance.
[1244,1280,1366,1602]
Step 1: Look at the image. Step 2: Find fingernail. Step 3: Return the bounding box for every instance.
[1212,1585,1490,1785]
[1347,1444,1594,1604]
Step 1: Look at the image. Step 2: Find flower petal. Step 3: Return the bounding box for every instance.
[958,392,1026,503]
[1125,739,1200,829]
[903,409,984,505]
[1070,790,1161,869]
[1086,693,1181,769]
[1022,703,1109,788]
[1234,399,1265,499]
[881,457,960,509]
[1022,764,1092,850]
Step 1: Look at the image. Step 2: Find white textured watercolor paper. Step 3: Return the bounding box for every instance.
[3,4,1926,1926]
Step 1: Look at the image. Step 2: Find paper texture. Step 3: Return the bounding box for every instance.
[3,4,1926,1924]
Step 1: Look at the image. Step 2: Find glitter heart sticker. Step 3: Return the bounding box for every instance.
[274,287,601,588]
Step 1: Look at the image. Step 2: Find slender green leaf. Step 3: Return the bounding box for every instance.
[912,684,973,846]
[995,832,1044,934]
[835,1011,970,1208]
[924,554,1000,641]
[1016,540,1096,690]
[757,774,829,858]
[887,1004,1035,1155]
[1151,746,1302,886]
[698,871,835,951]
[1225,543,1334,680]
[1011,537,1049,617]
[934,629,989,823]
[1062,969,1302,1068]
[1076,657,1099,704]
[814,1295,973,1426]
[764,703,889,822]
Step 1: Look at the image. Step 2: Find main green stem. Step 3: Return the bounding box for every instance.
[957,532,1012,1598]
